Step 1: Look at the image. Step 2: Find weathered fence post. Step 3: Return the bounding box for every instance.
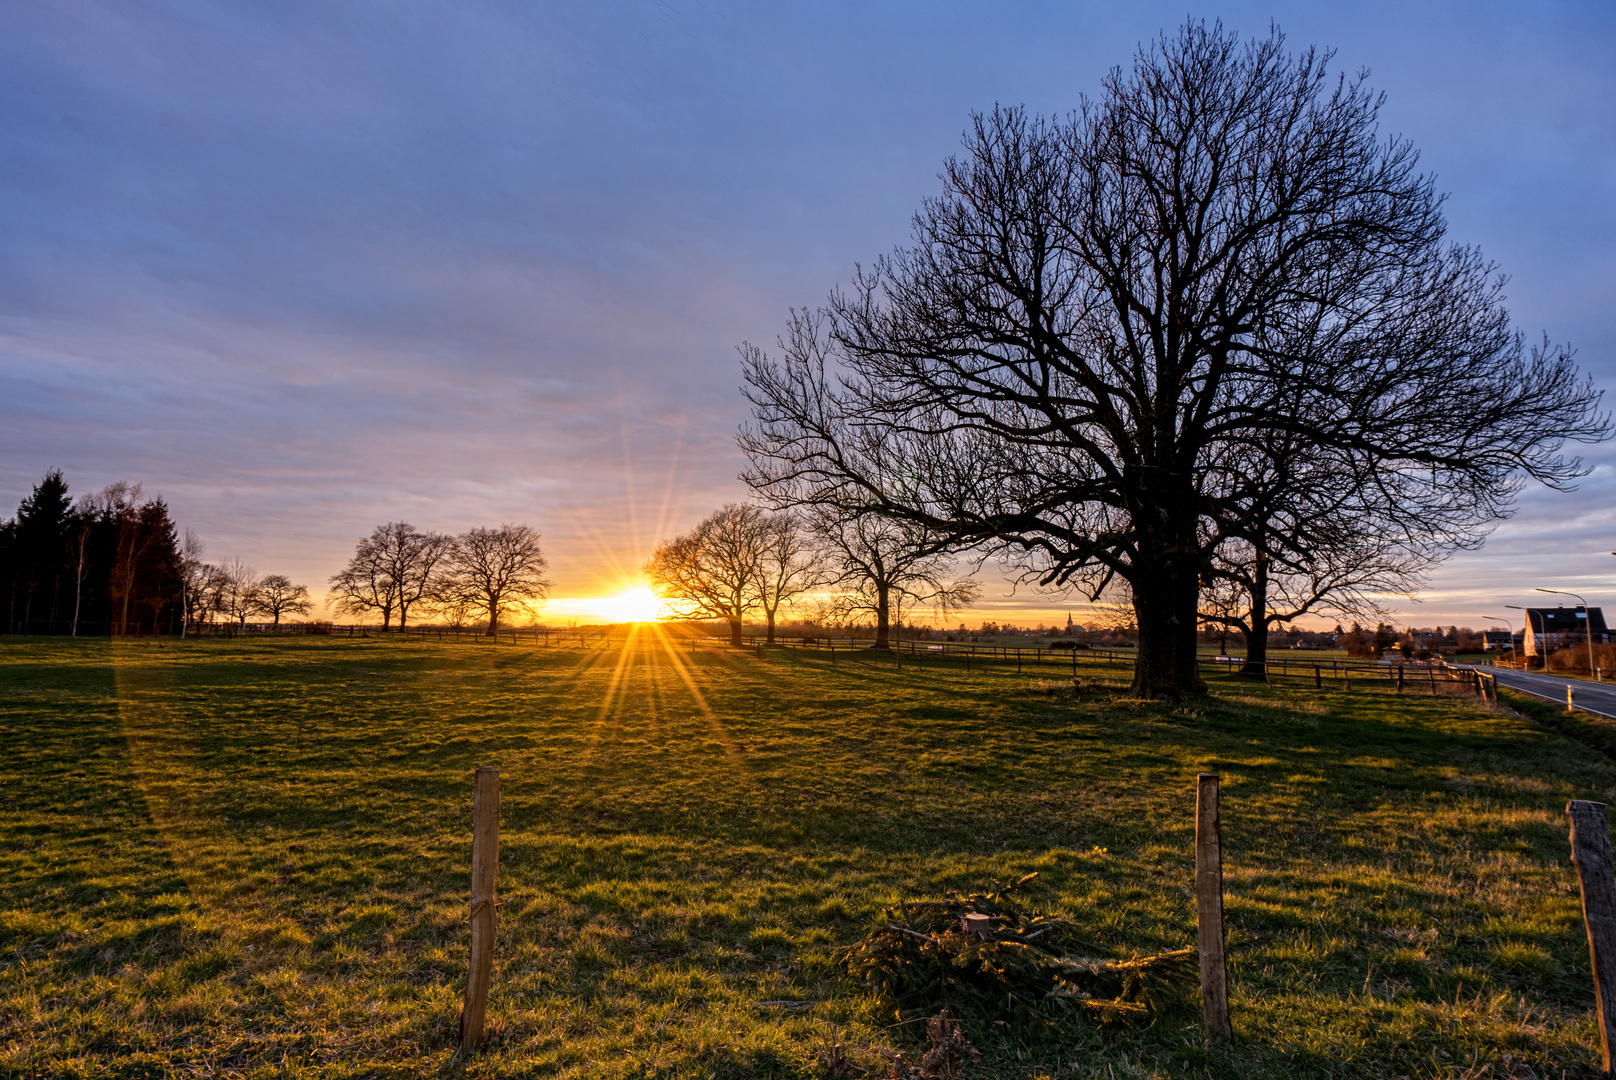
[461,766,501,1050]
[1195,773,1233,1041]
[1314,666,1321,689]
[1568,800,1616,1075]
[1397,666,1404,692]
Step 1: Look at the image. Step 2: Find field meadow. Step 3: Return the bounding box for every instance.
[1,631,1613,1079]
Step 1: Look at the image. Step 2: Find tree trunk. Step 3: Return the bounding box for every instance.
[71,538,84,638]
[1129,547,1206,701]
[1239,551,1269,679]
[873,585,891,650]
[727,618,743,647]
[486,595,500,637]
[765,608,777,645]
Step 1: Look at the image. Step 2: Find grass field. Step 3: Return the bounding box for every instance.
[1,632,1613,1079]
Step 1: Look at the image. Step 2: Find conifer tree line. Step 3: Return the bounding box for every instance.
[1,473,554,638]
[0,469,313,635]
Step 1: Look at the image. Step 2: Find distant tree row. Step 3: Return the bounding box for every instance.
[183,559,313,629]
[1339,623,1489,660]
[644,503,978,648]
[328,522,550,636]
[0,470,311,636]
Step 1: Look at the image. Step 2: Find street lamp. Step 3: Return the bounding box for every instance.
[1483,615,1512,665]
[1535,587,1600,681]
[1506,605,1537,670]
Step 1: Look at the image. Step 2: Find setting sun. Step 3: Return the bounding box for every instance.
[596,585,664,624]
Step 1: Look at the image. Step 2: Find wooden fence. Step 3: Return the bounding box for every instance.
[739,633,1502,700]
[169,622,1503,702]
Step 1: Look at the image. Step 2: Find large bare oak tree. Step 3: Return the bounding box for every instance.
[741,21,1606,699]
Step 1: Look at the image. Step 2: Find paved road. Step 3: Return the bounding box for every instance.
[1456,664,1616,719]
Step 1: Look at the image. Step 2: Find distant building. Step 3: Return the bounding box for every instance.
[1521,606,1608,657]
[1481,629,1514,651]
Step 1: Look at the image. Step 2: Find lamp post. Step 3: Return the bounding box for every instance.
[1536,588,1600,681]
[1483,615,1512,666]
[1506,604,1535,669]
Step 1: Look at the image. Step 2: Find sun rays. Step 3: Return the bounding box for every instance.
[578,622,746,770]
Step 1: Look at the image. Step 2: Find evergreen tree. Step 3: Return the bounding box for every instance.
[4,470,75,632]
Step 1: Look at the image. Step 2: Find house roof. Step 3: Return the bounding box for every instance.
[1524,606,1608,635]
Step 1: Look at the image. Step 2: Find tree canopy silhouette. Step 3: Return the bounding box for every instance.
[740,20,1607,699]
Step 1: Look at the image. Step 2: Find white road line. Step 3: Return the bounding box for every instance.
[1456,664,1616,721]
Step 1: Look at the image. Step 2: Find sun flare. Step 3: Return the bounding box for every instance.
[597,585,664,623]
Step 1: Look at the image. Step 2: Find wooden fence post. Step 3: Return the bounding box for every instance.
[461,766,501,1049]
[1568,800,1616,1075]
[1195,773,1233,1041]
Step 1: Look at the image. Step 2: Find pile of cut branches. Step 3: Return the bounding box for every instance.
[841,873,1196,1030]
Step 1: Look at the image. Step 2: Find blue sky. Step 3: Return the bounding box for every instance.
[2,1,1613,626]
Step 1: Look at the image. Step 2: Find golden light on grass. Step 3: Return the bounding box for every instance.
[596,584,663,623]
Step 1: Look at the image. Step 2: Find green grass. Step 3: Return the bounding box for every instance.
[1500,687,1616,759]
[0,633,1612,1078]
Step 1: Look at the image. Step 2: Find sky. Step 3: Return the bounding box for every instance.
[2,0,1614,629]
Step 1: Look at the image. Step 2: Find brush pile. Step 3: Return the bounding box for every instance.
[841,873,1197,1030]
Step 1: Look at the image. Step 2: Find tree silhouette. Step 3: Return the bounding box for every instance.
[754,511,828,644]
[741,21,1607,699]
[252,574,313,626]
[439,525,550,637]
[646,505,771,647]
[811,511,978,650]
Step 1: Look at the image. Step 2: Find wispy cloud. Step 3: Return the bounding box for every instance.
[2,0,1613,627]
